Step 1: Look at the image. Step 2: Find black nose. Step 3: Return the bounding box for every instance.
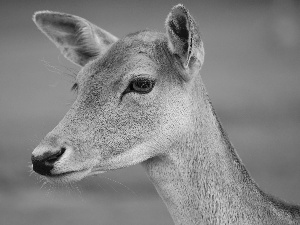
[31,147,66,176]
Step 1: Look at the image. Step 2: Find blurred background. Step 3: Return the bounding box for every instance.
[0,0,299,224]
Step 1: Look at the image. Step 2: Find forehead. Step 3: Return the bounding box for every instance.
[79,31,169,81]
[112,30,167,62]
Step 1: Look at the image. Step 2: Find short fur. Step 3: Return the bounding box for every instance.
[31,4,300,225]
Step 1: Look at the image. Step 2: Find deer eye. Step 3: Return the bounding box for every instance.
[131,78,155,93]
[124,78,156,95]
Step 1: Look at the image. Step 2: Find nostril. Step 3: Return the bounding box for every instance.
[45,147,66,165]
[32,145,68,176]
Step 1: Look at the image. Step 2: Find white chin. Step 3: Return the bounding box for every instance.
[88,169,106,176]
[44,169,92,184]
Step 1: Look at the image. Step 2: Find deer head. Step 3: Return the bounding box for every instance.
[31,4,204,183]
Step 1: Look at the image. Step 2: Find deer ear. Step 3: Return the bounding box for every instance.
[33,11,118,67]
[165,4,204,79]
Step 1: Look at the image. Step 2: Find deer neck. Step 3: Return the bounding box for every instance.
[142,76,291,225]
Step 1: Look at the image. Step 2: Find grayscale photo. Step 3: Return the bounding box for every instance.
[1,0,300,224]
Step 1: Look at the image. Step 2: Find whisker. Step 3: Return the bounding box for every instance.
[42,59,66,75]
[73,182,86,203]
[94,175,148,209]
[56,55,79,76]
[40,181,48,190]
[97,183,106,192]
[101,178,119,193]
[40,58,78,84]
[102,176,140,198]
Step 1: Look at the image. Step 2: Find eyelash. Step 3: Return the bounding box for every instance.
[123,78,156,96]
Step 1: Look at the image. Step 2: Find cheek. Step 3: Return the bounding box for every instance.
[159,90,192,140]
[118,106,161,138]
[111,91,191,154]
[80,103,159,158]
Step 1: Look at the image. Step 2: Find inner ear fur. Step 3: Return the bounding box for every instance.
[166,4,204,79]
[33,11,118,66]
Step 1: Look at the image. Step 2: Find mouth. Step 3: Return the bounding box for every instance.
[40,168,92,183]
[51,170,79,177]
[89,167,106,176]
[36,167,106,184]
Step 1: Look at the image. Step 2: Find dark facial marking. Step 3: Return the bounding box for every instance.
[71,82,78,92]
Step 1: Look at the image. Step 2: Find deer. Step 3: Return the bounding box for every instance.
[31,4,300,225]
